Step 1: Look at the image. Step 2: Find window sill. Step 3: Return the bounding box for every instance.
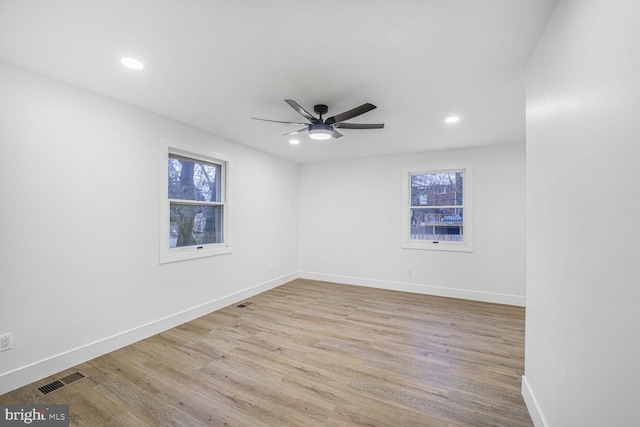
[402,240,472,253]
[160,244,232,264]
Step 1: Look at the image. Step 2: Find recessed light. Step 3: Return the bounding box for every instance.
[120,57,144,70]
[445,116,460,124]
[289,139,300,145]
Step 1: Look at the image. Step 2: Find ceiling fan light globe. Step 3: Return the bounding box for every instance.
[308,123,333,140]
[309,131,332,140]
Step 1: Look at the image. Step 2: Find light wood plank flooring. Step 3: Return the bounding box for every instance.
[0,279,533,426]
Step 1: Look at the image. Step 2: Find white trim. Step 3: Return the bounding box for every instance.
[522,375,549,427]
[0,272,298,395]
[402,163,473,253]
[160,139,233,263]
[299,271,525,306]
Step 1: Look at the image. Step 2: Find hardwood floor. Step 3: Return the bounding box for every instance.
[0,279,533,426]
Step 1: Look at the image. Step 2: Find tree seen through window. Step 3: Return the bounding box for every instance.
[168,155,223,248]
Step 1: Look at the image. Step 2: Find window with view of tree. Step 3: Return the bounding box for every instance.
[168,154,223,248]
[160,143,231,263]
[402,165,472,252]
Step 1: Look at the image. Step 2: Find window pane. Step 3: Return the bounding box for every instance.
[410,208,463,241]
[169,204,223,248]
[410,172,463,206]
[168,155,222,202]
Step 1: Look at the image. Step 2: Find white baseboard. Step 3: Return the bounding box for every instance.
[522,375,548,427]
[298,271,526,306]
[0,272,297,396]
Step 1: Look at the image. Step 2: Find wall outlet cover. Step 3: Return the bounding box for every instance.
[0,332,12,352]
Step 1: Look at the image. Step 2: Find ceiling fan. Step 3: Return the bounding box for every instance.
[252,99,384,140]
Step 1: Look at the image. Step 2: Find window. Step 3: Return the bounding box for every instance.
[402,164,472,252]
[160,141,231,263]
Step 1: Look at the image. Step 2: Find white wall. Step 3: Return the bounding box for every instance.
[0,62,299,394]
[523,0,640,425]
[299,144,526,305]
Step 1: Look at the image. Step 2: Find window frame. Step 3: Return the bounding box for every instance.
[160,140,232,263]
[402,164,473,252]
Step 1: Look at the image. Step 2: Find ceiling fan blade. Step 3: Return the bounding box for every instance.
[284,99,319,123]
[283,127,308,136]
[333,123,385,129]
[332,128,343,139]
[252,117,310,125]
[325,103,377,124]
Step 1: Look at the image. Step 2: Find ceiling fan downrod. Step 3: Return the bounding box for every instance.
[313,104,328,121]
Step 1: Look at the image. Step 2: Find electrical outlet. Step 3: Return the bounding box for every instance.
[408,267,413,275]
[0,333,12,352]
[269,264,274,272]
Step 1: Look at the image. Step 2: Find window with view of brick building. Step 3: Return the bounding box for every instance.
[402,164,473,252]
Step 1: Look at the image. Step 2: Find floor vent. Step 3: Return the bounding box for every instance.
[60,372,85,385]
[38,380,65,395]
[236,301,253,308]
[37,372,86,395]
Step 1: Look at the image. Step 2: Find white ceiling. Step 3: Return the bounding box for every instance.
[0,0,557,164]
